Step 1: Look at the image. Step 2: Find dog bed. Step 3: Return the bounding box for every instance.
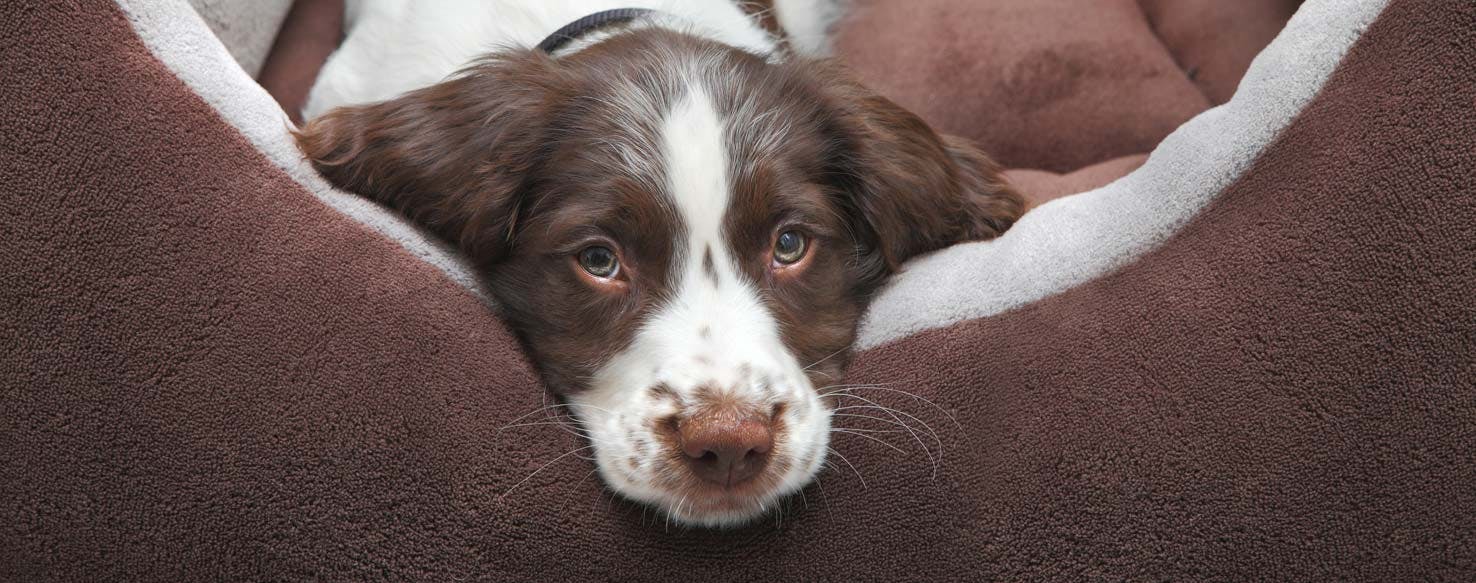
[3,0,1473,580]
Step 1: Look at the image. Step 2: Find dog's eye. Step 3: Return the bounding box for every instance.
[773,231,808,265]
[578,246,619,278]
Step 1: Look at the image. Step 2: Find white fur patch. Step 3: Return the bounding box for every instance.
[771,0,846,56]
[305,0,779,118]
[664,86,731,257]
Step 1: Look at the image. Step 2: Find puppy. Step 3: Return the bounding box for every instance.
[296,0,1023,527]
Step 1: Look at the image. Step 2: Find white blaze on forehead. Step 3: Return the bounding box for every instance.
[661,84,731,259]
[644,82,783,385]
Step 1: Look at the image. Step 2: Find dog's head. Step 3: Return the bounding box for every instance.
[296,31,1021,527]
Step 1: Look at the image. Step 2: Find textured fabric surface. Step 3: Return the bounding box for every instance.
[186,0,293,76]
[1002,154,1148,209]
[834,0,1213,174]
[123,0,488,299]
[857,0,1383,348]
[5,0,1475,582]
[258,0,342,124]
[2,2,529,581]
[1141,0,1304,104]
[843,3,1476,580]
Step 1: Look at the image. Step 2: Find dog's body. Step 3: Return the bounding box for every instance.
[304,0,838,119]
[299,0,1022,527]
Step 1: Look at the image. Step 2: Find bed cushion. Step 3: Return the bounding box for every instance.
[3,0,1473,580]
[186,0,294,76]
[1141,0,1304,104]
[257,0,341,123]
[833,0,1214,174]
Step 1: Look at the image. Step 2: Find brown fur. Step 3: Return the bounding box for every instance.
[294,29,1023,395]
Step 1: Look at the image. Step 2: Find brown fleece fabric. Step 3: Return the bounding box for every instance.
[834,0,1214,174]
[834,0,1301,204]
[1140,0,1304,104]
[257,0,342,123]
[4,1,1476,582]
[1002,154,1148,209]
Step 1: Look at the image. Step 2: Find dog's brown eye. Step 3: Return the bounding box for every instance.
[774,231,808,265]
[579,246,619,278]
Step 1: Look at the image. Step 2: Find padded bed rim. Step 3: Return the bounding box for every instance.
[116,0,489,301]
[857,0,1389,349]
[115,0,1390,350]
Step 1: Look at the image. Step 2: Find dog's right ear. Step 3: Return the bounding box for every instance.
[294,50,556,264]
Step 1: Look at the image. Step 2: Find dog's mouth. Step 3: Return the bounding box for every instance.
[646,449,811,527]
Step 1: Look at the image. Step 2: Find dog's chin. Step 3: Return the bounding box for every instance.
[667,494,776,528]
[596,444,828,528]
[652,480,801,528]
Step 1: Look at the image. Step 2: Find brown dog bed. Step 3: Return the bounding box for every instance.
[3,0,1473,580]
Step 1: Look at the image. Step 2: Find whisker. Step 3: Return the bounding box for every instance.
[831,429,908,455]
[828,425,910,435]
[499,401,612,432]
[816,381,898,395]
[812,473,833,518]
[571,466,602,511]
[826,447,867,489]
[498,420,587,432]
[835,402,939,452]
[668,494,686,532]
[829,396,941,480]
[824,385,962,430]
[602,481,618,515]
[498,445,596,502]
[803,347,849,372]
[830,397,946,450]
[829,412,919,430]
[836,403,943,452]
[499,404,565,432]
[498,419,614,445]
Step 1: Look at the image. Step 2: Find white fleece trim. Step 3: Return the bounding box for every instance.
[855,0,1389,349]
[115,0,489,301]
[184,0,293,77]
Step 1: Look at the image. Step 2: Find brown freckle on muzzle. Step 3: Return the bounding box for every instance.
[649,383,679,402]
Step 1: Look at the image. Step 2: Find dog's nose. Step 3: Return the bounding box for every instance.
[679,412,773,487]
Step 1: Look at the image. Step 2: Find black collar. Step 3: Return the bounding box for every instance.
[537,8,656,54]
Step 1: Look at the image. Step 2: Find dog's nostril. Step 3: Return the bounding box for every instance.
[679,412,774,487]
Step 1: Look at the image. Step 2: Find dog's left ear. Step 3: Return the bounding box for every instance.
[815,62,1024,272]
[294,50,557,265]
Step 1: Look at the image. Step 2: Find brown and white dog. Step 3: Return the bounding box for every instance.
[295,0,1023,527]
